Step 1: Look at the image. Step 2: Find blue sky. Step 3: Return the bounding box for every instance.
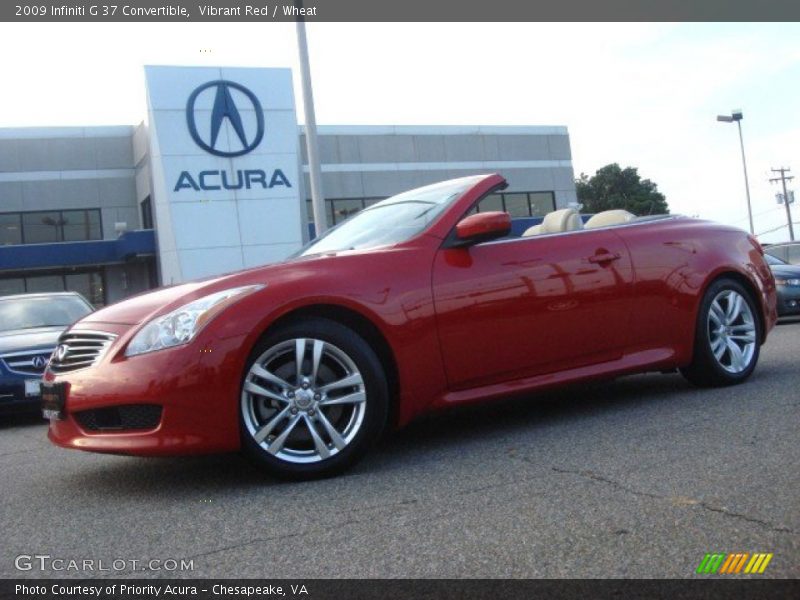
[1,22,798,242]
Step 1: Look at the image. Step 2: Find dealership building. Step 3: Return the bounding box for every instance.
[0,66,577,306]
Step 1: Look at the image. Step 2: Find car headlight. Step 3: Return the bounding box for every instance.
[775,278,800,287]
[125,285,263,357]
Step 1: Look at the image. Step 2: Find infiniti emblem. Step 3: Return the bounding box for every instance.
[54,344,69,362]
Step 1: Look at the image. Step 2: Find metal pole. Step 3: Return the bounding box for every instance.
[775,168,795,241]
[295,17,327,236]
[780,176,795,242]
[736,120,755,235]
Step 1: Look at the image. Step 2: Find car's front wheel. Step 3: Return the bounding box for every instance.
[680,278,761,387]
[239,318,389,479]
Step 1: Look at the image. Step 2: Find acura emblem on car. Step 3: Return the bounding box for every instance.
[31,355,48,369]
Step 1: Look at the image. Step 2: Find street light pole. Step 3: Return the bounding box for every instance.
[295,13,327,237]
[734,119,754,236]
[717,110,754,235]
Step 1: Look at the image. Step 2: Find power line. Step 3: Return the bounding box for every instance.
[756,221,800,237]
[728,205,784,226]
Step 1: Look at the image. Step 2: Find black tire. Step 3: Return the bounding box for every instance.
[239,317,389,480]
[680,277,762,387]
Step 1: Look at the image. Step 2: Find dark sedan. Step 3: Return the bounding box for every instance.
[765,254,800,316]
[0,292,93,414]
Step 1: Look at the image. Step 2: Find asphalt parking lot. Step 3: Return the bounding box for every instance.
[1,320,798,579]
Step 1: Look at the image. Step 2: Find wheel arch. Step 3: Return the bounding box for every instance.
[258,303,402,428]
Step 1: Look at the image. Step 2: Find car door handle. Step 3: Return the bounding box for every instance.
[587,252,621,264]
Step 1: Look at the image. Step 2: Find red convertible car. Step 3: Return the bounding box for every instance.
[44,174,777,478]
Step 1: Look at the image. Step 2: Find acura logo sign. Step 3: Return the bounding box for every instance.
[186,80,265,157]
[32,355,48,369]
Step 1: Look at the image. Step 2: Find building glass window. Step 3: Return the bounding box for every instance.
[478,194,504,213]
[23,211,63,243]
[26,274,65,293]
[65,272,104,306]
[0,213,22,246]
[330,198,365,224]
[62,209,102,242]
[0,209,102,245]
[141,197,153,229]
[0,269,105,306]
[0,278,24,296]
[529,192,556,216]
[306,197,386,227]
[473,191,557,218]
[503,193,531,218]
[303,194,555,229]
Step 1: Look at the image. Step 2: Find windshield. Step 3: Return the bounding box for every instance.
[300,176,481,256]
[0,295,93,332]
[765,254,786,266]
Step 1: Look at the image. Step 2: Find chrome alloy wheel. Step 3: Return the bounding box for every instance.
[707,289,757,374]
[241,338,367,464]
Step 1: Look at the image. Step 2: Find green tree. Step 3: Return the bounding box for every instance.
[576,163,669,216]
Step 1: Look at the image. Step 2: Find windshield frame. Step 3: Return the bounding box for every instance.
[297,176,488,257]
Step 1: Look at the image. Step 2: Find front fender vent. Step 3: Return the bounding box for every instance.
[73,404,162,432]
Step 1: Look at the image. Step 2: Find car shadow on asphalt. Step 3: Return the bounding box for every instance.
[379,372,695,452]
[0,411,45,430]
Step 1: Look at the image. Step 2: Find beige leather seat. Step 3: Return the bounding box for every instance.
[522,208,583,237]
[584,209,635,229]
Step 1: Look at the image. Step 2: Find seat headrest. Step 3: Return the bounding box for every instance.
[584,209,635,229]
[522,207,583,236]
[522,224,542,236]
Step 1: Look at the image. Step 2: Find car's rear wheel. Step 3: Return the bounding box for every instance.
[680,278,761,387]
[239,318,389,479]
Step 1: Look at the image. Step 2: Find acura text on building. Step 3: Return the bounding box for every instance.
[174,169,291,192]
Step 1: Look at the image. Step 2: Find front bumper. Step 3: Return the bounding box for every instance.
[46,323,244,456]
[0,377,42,414]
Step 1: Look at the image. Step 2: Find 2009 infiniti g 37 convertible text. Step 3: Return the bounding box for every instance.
[44,174,777,478]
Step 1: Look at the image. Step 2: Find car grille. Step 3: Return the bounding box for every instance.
[0,349,55,375]
[48,331,117,374]
[73,404,163,432]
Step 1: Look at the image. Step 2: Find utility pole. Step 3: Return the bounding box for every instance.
[769,167,795,241]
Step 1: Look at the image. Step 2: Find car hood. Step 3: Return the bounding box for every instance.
[78,258,308,326]
[79,277,235,326]
[0,326,64,354]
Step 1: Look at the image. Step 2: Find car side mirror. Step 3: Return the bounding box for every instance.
[452,211,511,247]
